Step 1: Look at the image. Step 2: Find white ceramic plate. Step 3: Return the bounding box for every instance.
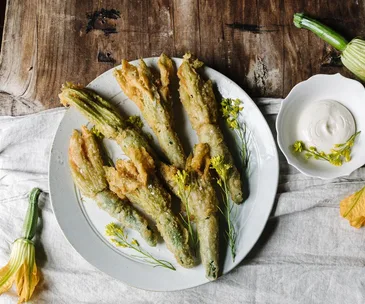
[49,57,279,291]
[276,73,365,179]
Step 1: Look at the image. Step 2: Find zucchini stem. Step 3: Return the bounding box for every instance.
[293,13,348,52]
[22,188,41,241]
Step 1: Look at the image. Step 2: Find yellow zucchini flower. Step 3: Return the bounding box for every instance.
[0,188,41,303]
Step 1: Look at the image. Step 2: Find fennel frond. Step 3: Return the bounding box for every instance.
[106,223,176,271]
[211,156,237,261]
[221,98,249,171]
[173,170,198,248]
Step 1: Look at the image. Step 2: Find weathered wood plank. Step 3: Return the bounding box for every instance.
[0,92,44,116]
[147,0,175,57]
[0,0,364,115]
[173,0,201,56]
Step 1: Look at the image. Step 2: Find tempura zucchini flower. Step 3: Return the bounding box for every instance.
[59,83,157,179]
[294,13,365,81]
[160,144,220,280]
[177,53,243,203]
[104,154,195,268]
[0,188,41,303]
[69,126,158,246]
[114,54,186,168]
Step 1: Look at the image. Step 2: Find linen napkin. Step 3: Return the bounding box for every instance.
[0,103,365,304]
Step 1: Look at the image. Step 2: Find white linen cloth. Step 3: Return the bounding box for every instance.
[1,102,365,304]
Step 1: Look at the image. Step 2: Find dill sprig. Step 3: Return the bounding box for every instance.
[173,170,198,248]
[105,223,176,271]
[221,98,249,169]
[292,131,361,166]
[211,155,237,261]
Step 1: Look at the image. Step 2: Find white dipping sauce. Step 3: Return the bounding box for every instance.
[297,100,355,153]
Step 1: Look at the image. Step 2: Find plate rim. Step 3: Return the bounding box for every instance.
[49,57,279,291]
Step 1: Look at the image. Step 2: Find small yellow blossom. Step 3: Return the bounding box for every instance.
[210,155,237,261]
[211,155,232,182]
[173,170,191,197]
[173,170,196,247]
[131,239,139,246]
[105,223,175,270]
[292,141,304,153]
[221,98,244,130]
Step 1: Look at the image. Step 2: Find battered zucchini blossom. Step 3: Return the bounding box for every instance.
[114,54,186,168]
[160,144,220,280]
[69,126,158,246]
[177,53,243,203]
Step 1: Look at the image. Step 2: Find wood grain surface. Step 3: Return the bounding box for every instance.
[0,0,364,115]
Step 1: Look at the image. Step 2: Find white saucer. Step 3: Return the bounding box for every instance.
[276,73,365,179]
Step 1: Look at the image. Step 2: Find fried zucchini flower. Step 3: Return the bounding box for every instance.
[59,83,157,178]
[69,126,158,246]
[177,53,243,203]
[104,153,195,268]
[160,144,220,280]
[114,54,186,168]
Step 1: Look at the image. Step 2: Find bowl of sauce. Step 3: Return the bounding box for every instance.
[276,74,365,179]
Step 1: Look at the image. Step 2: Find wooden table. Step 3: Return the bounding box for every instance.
[0,0,364,115]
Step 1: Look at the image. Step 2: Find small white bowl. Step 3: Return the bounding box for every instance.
[276,73,365,179]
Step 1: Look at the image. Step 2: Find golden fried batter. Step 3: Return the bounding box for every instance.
[177,53,243,203]
[59,84,157,180]
[68,126,157,246]
[114,54,186,169]
[105,155,195,268]
[160,143,220,280]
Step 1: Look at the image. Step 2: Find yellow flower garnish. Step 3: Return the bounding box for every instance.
[211,156,237,261]
[221,98,243,130]
[131,239,139,246]
[173,170,197,248]
[292,141,304,153]
[211,155,232,182]
[106,223,175,270]
[173,170,191,197]
[291,131,360,166]
[0,188,41,303]
[221,98,248,169]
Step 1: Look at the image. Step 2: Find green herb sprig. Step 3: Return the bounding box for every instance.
[221,98,249,169]
[173,170,198,249]
[211,155,237,261]
[106,223,176,271]
[292,131,361,166]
